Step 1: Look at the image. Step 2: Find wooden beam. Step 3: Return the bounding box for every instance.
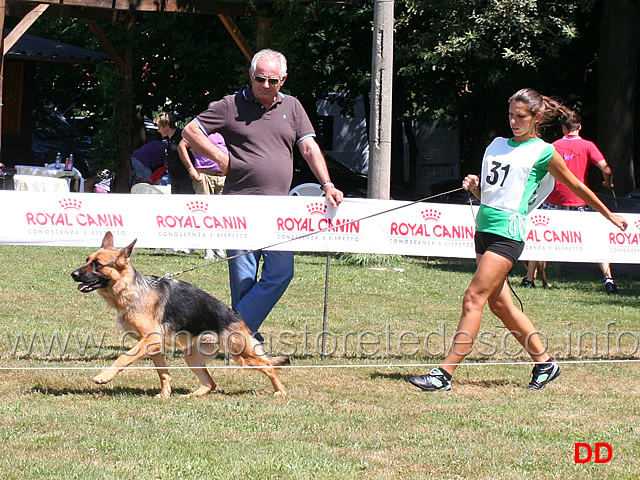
[3,3,49,55]
[6,0,258,15]
[84,18,125,71]
[217,13,253,62]
[256,15,271,49]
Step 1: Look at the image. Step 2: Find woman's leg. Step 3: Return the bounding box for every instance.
[440,251,515,375]
[487,280,551,363]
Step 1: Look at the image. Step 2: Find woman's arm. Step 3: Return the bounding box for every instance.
[546,151,627,231]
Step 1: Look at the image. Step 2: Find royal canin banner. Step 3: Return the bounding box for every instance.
[1,191,639,263]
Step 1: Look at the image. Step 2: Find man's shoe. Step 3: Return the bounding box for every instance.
[520,277,535,288]
[409,367,452,391]
[203,249,216,261]
[604,278,618,294]
[214,249,227,259]
[526,359,561,390]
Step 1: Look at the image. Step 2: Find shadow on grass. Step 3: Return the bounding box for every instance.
[30,384,256,397]
[371,371,513,388]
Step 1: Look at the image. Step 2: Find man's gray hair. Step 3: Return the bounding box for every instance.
[250,49,287,79]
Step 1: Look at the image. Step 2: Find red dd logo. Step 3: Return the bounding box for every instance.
[574,443,612,463]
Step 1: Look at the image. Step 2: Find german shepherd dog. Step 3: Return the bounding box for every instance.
[71,231,287,398]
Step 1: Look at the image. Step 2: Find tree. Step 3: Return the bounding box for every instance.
[597,0,640,195]
[19,1,638,196]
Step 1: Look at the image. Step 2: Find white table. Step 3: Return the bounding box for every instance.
[13,174,70,192]
[15,165,85,192]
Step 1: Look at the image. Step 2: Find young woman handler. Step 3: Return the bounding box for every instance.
[409,88,628,392]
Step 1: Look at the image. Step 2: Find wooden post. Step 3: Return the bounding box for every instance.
[368,0,394,200]
[0,0,6,163]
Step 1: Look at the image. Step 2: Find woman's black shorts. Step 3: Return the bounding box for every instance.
[474,231,524,264]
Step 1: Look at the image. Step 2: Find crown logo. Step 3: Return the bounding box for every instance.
[59,198,82,210]
[530,214,549,227]
[307,202,327,216]
[187,201,208,213]
[421,208,441,222]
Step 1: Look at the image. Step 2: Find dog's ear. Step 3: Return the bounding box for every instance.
[122,239,137,258]
[115,239,137,268]
[101,231,114,249]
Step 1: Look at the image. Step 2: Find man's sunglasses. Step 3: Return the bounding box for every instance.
[253,76,280,86]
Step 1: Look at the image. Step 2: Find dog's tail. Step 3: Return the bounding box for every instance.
[269,354,290,366]
[250,337,290,366]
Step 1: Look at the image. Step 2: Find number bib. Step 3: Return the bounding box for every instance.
[477,137,554,241]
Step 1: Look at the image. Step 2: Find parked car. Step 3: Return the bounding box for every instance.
[597,190,640,213]
[30,107,95,179]
[292,151,369,198]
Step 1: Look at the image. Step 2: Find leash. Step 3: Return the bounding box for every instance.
[157,187,465,281]
[611,186,619,210]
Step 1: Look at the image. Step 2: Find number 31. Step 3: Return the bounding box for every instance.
[486,161,510,187]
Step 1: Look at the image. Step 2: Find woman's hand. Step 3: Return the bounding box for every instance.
[462,174,481,199]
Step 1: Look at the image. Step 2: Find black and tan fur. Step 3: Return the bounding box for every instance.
[71,231,287,398]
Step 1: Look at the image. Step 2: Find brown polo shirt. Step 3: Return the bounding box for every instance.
[193,89,316,196]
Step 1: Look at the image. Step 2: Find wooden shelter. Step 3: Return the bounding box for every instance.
[0,0,352,190]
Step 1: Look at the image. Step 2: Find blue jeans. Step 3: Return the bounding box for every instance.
[130,157,152,185]
[227,249,294,339]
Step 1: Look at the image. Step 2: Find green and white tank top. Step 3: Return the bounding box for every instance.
[477,137,555,241]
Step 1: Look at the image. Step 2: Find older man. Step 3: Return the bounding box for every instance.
[183,49,343,343]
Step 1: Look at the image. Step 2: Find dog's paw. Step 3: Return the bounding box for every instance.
[156,389,172,399]
[93,369,118,384]
[273,390,287,397]
[188,385,216,397]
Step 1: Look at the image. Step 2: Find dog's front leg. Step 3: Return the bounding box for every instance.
[93,335,161,385]
[150,354,172,398]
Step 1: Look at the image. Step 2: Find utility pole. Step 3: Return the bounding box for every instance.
[368,0,394,199]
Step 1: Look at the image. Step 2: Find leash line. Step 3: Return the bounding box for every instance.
[161,187,465,280]
[2,358,639,371]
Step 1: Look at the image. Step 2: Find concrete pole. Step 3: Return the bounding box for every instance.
[368,0,394,199]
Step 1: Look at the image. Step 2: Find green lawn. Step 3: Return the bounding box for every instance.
[0,245,639,479]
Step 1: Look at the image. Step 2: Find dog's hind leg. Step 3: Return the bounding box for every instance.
[233,352,287,397]
[150,354,172,398]
[539,261,548,288]
[183,349,216,397]
[229,332,287,397]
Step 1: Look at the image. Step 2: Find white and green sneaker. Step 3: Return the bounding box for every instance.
[409,367,452,391]
[526,359,561,390]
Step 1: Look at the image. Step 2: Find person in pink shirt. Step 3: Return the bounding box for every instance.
[522,110,618,293]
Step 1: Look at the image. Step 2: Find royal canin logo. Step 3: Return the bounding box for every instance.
[186,201,208,213]
[25,198,123,228]
[609,219,640,246]
[307,202,327,216]
[526,214,583,244]
[276,201,359,233]
[156,201,247,230]
[421,208,441,222]
[389,208,474,239]
[59,199,82,210]
[530,214,549,227]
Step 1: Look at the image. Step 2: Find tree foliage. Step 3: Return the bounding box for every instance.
[15,1,638,192]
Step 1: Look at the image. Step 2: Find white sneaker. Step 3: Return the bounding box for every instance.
[176,248,192,254]
[203,249,215,261]
[214,249,226,259]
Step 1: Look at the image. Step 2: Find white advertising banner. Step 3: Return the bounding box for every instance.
[0,190,639,263]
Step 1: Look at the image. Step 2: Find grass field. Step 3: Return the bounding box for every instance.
[0,244,639,479]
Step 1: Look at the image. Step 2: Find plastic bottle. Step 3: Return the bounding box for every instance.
[65,154,74,171]
[55,152,62,169]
